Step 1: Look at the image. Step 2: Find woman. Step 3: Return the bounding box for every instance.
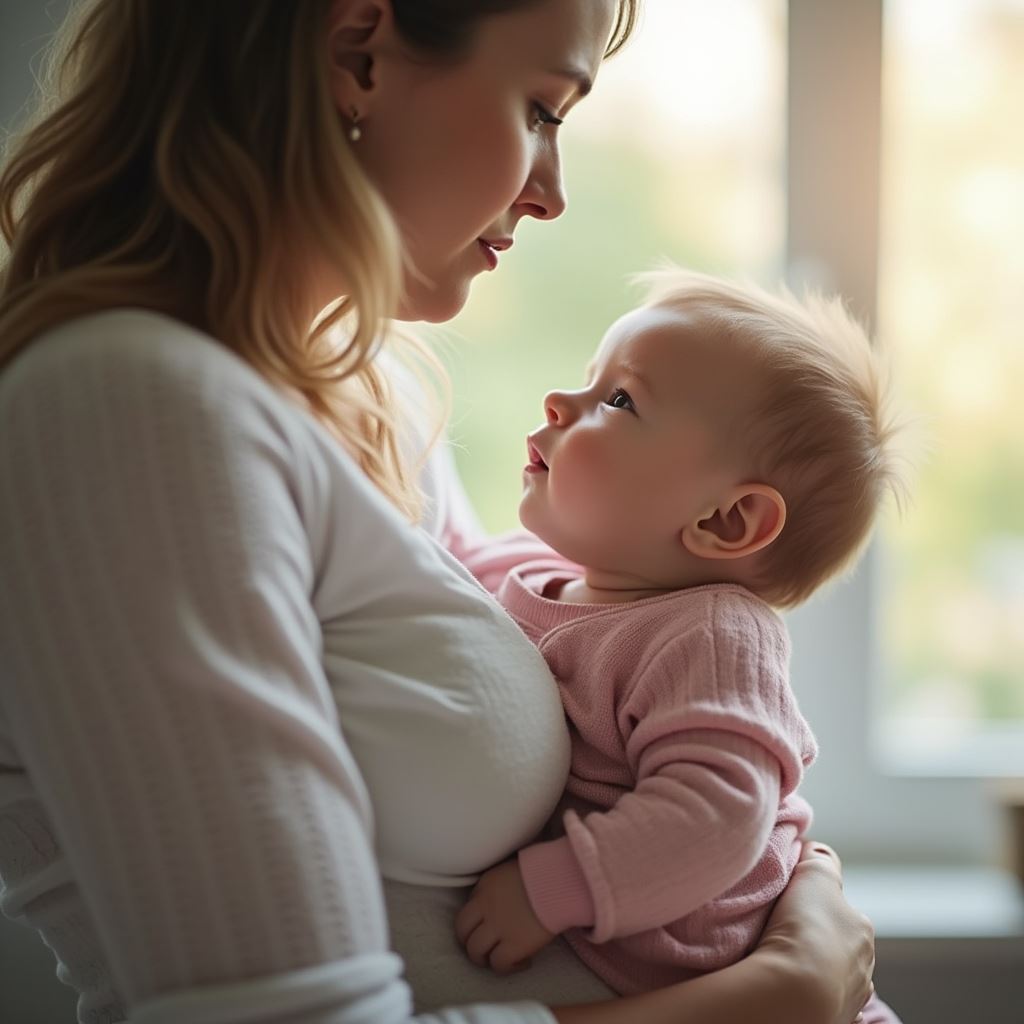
[0,2,875,1022]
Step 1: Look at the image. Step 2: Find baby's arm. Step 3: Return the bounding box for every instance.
[521,727,784,942]
[457,610,810,957]
[528,607,810,944]
[458,727,782,968]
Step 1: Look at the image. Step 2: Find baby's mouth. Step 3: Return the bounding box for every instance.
[527,439,548,470]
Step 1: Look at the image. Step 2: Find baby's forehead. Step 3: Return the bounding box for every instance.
[594,304,759,425]
[592,304,732,376]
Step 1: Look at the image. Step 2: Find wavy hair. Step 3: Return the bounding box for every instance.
[0,0,639,520]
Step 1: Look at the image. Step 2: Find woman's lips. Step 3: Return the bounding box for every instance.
[477,237,512,272]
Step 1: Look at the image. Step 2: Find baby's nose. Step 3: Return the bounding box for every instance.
[543,389,572,425]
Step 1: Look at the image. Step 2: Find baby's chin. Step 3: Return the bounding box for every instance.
[517,515,589,568]
[517,507,559,552]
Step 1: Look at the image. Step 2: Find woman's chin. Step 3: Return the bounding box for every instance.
[396,279,472,324]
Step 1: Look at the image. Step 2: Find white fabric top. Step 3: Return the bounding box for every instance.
[0,310,605,1023]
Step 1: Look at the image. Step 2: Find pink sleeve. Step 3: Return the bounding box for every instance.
[519,729,781,940]
[520,607,815,942]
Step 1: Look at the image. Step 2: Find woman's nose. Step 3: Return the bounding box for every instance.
[516,139,567,221]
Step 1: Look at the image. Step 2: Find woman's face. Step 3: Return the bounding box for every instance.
[338,0,617,322]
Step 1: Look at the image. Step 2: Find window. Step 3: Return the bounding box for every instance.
[774,0,1014,865]
[877,0,1024,776]
[450,0,1018,865]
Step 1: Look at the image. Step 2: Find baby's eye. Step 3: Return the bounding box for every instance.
[604,388,636,412]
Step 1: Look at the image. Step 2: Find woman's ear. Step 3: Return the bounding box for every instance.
[680,484,786,561]
[324,0,394,115]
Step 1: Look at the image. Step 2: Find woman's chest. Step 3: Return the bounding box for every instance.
[312,522,571,883]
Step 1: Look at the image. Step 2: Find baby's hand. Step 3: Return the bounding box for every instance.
[455,858,555,974]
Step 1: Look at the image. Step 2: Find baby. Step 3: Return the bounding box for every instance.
[454,268,909,1019]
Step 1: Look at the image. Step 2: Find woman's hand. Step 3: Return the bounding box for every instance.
[755,841,876,1024]
[550,840,875,1024]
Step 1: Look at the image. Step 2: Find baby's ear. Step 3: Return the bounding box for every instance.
[681,485,786,561]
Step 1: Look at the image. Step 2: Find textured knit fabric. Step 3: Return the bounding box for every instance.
[0,309,582,1024]
[485,556,819,996]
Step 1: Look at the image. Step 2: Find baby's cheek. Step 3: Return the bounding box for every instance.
[555,437,610,503]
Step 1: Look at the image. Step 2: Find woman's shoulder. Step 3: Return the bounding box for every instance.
[2,307,275,409]
[0,306,398,541]
[0,307,345,482]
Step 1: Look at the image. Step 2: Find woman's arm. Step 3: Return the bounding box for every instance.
[0,327,403,1020]
[549,843,874,1024]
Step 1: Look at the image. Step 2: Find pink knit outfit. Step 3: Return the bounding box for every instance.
[470,546,817,996]
[450,537,903,1021]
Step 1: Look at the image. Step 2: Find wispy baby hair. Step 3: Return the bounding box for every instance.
[635,266,913,608]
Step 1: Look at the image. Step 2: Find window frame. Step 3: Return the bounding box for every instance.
[785,0,1016,866]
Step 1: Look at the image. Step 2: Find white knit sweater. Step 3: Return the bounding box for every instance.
[0,310,610,1023]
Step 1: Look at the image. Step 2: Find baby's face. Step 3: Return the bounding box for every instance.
[520,305,753,574]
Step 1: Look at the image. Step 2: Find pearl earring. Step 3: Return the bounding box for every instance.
[348,107,362,143]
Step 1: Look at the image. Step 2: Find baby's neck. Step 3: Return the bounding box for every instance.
[548,558,752,604]
[548,576,678,605]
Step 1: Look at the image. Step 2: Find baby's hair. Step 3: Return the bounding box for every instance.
[635,267,913,608]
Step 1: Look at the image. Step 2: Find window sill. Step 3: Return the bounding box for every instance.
[843,866,1024,1023]
[876,720,1024,778]
[844,864,1024,941]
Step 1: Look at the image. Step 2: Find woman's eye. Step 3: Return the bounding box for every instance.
[531,102,564,131]
[604,388,635,412]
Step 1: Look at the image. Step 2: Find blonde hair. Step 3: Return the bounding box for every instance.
[0,0,639,521]
[638,268,913,609]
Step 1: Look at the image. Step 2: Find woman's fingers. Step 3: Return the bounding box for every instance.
[863,980,876,1014]
[797,840,844,880]
[761,838,877,1024]
[796,839,878,982]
